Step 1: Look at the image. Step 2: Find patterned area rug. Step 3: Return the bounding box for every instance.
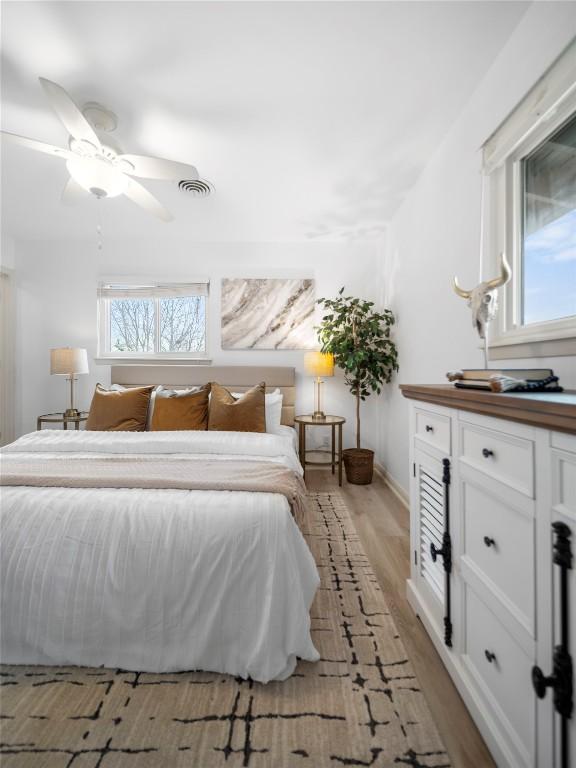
[0,491,450,767]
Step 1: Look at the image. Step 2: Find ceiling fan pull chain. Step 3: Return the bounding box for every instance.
[96,202,103,255]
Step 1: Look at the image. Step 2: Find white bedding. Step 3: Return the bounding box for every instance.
[0,430,319,682]
[275,424,300,454]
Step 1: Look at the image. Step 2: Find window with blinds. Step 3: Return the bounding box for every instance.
[98,282,209,357]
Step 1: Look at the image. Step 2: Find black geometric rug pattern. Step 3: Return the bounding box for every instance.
[0,491,450,767]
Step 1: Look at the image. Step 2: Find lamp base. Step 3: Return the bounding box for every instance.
[64,408,80,419]
[312,378,327,422]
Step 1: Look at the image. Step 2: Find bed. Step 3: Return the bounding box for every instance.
[0,366,320,683]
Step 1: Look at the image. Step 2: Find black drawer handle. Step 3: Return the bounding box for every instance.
[425,425,434,433]
[532,666,555,698]
[485,650,497,664]
[483,536,496,548]
[482,448,494,458]
[430,541,449,563]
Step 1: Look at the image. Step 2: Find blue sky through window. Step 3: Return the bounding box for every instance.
[523,208,576,325]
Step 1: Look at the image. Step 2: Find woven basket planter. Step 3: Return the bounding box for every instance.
[343,448,374,485]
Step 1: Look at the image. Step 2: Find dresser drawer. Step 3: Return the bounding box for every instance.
[415,408,451,455]
[462,481,534,634]
[459,422,534,497]
[463,587,534,758]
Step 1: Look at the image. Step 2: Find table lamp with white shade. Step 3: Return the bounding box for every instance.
[50,347,89,418]
[304,351,334,421]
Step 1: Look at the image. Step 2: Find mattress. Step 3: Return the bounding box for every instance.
[0,429,319,682]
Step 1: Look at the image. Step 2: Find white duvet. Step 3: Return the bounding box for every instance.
[0,429,319,682]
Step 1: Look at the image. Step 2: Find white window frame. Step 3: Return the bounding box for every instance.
[482,39,576,356]
[96,280,211,364]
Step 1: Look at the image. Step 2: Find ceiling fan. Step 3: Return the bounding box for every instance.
[0,77,201,222]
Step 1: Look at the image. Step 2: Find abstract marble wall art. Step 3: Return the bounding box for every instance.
[221,278,316,349]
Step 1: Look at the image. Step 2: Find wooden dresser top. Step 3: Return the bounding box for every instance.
[400,384,576,435]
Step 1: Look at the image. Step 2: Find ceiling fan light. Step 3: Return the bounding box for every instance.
[66,155,128,198]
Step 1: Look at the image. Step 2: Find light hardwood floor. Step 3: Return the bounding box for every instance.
[305,467,496,768]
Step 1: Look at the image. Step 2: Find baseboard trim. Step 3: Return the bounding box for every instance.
[374,462,409,509]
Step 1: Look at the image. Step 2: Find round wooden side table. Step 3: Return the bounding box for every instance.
[294,415,345,486]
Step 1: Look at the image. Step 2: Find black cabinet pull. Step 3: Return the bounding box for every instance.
[531,522,573,768]
[532,666,556,698]
[483,536,496,548]
[432,459,452,648]
[430,542,442,562]
[485,650,496,664]
[425,425,434,433]
[482,448,494,458]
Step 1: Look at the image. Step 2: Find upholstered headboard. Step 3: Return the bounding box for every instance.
[110,365,296,426]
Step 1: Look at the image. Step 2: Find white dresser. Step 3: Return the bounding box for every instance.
[401,385,575,768]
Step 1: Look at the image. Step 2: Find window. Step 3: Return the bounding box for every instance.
[522,115,576,326]
[98,282,209,359]
[482,40,576,356]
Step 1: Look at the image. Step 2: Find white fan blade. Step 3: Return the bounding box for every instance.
[39,77,101,148]
[62,177,90,205]
[1,130,72,159]
[123,178,173,222]
[119,153,199,181]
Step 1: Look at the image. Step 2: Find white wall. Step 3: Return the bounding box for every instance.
[14,238,387,454]
[1,235,16,445]
[1,235,16,271]
[383,3,576,494]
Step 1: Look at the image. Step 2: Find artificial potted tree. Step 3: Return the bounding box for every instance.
[316,288,398,484]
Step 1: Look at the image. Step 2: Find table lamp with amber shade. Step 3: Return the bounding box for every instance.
[304,351,334,421]
[50,347,89,418]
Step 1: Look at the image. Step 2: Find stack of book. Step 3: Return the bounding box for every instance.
[447,368,555,391]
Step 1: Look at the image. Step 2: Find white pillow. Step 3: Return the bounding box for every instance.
[232,388,283,434]
[265,389,284,434]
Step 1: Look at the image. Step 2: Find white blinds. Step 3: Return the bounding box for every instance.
[99,282,209,299]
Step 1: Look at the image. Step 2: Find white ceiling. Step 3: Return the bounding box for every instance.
[1,1,529,242]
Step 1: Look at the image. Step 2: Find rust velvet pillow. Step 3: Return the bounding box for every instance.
[150,385,210,431]
[86,384,154,431]
[208,382,266,433]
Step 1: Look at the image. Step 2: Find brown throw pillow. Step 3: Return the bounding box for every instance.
[150,385,210,431]
[208,382,266,433]
[86,384,154,431]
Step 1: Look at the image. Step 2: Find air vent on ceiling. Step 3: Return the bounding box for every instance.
[178,179,213,197]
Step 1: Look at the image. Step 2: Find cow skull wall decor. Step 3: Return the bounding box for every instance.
[453,253,511,367]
